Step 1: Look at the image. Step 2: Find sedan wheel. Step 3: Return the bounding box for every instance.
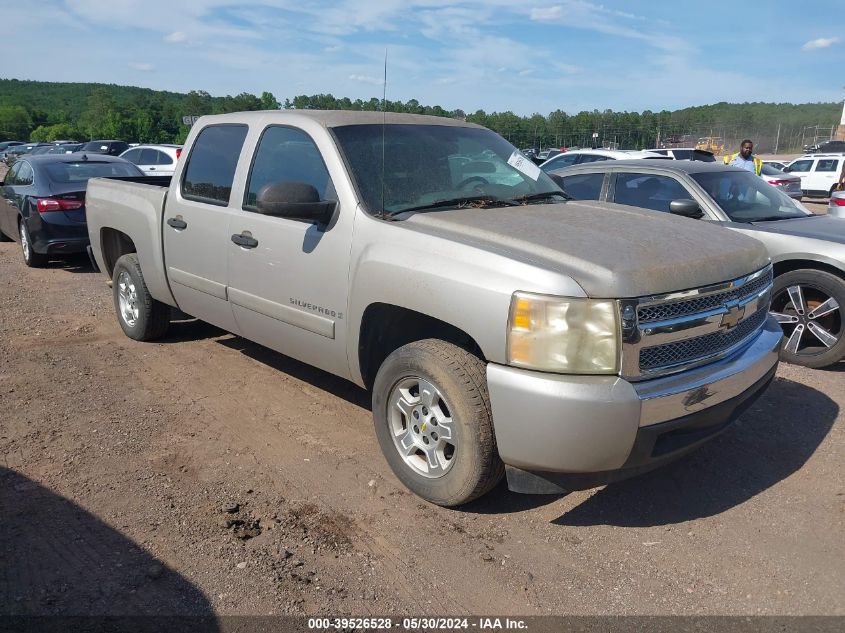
[19,220,47,268]
[770,269,845,368]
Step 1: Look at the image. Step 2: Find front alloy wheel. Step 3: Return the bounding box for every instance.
[388,376,457,478]
[770,269,845,368]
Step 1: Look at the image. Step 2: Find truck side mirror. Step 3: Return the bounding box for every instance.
[669,199,704,219]
[255,181,337,225]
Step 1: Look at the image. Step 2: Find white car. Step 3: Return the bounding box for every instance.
[783,153,845,198]
[829,190,845,218]
[119,144,182,177]
[539,148,670,172]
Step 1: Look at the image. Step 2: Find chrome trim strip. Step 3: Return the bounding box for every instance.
[636,265,772,309]
[637,318,781,426]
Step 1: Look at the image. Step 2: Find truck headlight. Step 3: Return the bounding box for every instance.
[507,292,620,374]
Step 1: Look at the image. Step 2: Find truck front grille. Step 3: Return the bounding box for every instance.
[637,268,773,323]
[639,307,768,370]
[620,265,773,380]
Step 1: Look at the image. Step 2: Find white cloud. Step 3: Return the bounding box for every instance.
[165,31,190,44]
[349,74,384,86]
[802,37,839,51]
[129,63,155,72]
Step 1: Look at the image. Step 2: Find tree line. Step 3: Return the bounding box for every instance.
[0,78,840,152]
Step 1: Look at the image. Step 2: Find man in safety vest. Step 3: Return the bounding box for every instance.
[723,139,762,175]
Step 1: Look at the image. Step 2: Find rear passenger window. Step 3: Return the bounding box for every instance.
[155,150,174,165]
[16,162,33,185]
[613,173,691,212]
[561,173,604,200]
[121,148,142,164]
[182,125,248,206]
[243,126,335,211]
[815,159,839,172]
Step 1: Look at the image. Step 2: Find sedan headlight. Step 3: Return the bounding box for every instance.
[507,292,620,374]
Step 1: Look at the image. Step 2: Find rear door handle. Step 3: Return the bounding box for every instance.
[149,167,156,171]
[167,217,187,230]
[231,233,258,249]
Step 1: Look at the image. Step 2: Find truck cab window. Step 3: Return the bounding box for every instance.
[244,126,335,211]
[181,124,248,206]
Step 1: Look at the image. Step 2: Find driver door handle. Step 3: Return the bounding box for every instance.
[231,233,258,249]
[167,217,187,230]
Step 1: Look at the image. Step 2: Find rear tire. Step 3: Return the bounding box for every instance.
[770,269,845,368]
[20,219,47,268]
[112,253,170,341]
[372,339,504,506]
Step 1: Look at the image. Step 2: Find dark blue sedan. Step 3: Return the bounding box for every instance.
[0,154,143,267]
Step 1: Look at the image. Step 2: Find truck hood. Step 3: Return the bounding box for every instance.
[748,215,845,245]
[403,201,770,298]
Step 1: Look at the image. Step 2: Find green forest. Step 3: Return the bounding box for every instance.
[0,78,840,152]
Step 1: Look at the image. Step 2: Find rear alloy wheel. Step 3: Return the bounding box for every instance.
[770,269,845,368]
[112,253,170,341]
[19,219,47,268]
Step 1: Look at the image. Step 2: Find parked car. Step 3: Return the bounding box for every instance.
[0,141,24,152]
[2,143,51,164]
[47,143,83,154]
[830,190,845,218]
[0,154,143,267]
[763,160,789,171]
[783,153,845,198]
[548,160,845,367]
[119,144,182,177]
[760,163,802,199]
[79,140,130,156]
[539,148,670,173]
[85,111,780,505]
[805,140,845,154]
[647,148,716,162]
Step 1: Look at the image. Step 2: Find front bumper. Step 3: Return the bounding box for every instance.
[487,317,782,493]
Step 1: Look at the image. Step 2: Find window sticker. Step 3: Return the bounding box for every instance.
[507,150,541,181]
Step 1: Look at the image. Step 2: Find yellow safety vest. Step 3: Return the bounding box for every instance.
[723,152,762,175]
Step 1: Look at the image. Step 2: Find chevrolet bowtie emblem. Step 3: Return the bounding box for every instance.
[720,300,746,329]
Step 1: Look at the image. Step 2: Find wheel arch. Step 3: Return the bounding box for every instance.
[772,257,845,281]
[358,303,485,391]
[99,227,137,279]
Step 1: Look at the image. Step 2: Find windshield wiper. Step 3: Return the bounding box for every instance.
[511,191,572,203]
[387,196,518,216]
[749,215,806,223]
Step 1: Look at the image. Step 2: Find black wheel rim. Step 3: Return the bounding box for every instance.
[770,283,842,357]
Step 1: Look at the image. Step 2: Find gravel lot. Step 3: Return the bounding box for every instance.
[0,169,842,618]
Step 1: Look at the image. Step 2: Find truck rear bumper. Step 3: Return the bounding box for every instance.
[487,317,782,493]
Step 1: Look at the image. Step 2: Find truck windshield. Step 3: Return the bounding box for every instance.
[692,170,811,223]
[332,124,565,217]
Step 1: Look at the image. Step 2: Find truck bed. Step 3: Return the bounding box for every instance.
[86,176,177,307]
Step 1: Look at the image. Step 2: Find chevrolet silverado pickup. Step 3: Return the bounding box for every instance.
[85,111,782,506]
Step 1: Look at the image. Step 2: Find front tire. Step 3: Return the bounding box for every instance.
[372,339,504,506]
[20,219,47,268]
[112,253,170,341]
[770,269,845,368]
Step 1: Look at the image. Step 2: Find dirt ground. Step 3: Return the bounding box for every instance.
[0,205,842,618]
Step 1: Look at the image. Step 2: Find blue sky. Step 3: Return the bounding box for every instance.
[3,0,844,115]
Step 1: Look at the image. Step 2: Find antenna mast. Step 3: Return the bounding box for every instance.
[381,48,387,220]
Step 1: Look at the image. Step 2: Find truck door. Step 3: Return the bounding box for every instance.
[810,157,840,194]
[162,124,249,333]
[226,124,353,379]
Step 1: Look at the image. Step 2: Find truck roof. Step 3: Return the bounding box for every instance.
[192,110,483,129]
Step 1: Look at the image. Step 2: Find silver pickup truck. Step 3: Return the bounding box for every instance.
[86,111,782,506]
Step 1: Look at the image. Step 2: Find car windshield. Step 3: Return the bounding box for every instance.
[80,142,111,153]
[45,161,142,183]
[692,170,810,222]
[331,124,565,217]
